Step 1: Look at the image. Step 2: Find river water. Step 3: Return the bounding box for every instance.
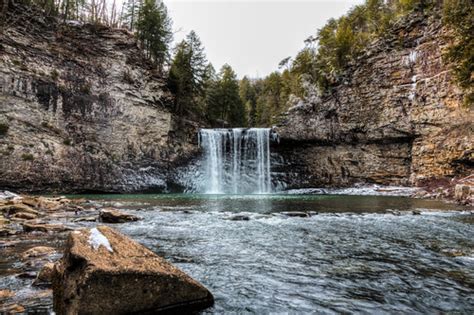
[2,194,472,313]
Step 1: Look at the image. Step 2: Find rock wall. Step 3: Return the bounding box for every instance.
[276,12,473,189]
[0,8,198,193]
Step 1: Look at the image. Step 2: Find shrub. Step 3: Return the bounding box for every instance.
[22,153,34,161]
[122,70,134,84]
[63,138,72,145]
[51,69,59,81]
[0,123,9,136]
[79,82,92,94]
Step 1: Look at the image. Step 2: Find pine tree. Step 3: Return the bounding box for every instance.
[136,0,172,69]
[168,40,194,115]
[168,31,210,115]
[239,76,257,126]
[209,64,246,126]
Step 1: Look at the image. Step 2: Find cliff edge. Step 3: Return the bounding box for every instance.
[276,11,473,195]
[0,5,198,193]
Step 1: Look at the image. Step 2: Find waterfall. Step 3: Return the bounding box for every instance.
[198,128,274,194]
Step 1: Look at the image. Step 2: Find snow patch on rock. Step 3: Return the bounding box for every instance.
[88,228,113,252]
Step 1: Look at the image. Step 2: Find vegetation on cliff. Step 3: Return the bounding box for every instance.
[1,0,471,125]
[245,0,473,126]
[442,0,473,106]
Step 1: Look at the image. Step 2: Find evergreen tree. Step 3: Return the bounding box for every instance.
[186,31,208,94]
[206,65,245,126]
[136,0,172,69]
[239,76,257,126]
[168,31,210,115]
[168,40,193,115]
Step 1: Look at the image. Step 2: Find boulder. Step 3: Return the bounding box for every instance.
[454,184,473,205]
[22,246,56,260]
[72,216,97,222]
[37,197,63,211]
[11,212,38,220]
[52,226,214,315]
[0,304,25,314]
[0,215,9,226]
[0,204,40,216]
[99,208,139,223]
[0,228,18,236]
[21,197,40,208]
[23,223,70,233]
[0,289,15,299]
[34,262,56,286]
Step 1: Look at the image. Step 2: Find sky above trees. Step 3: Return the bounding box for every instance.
[165,0,363,78]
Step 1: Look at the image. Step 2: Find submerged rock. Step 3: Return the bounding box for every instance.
[52,226,214,314]
[280,211,311,218]
[99,208,140,223]
[228,215,251,221]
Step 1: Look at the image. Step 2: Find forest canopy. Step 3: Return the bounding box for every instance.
[1,0,472,126]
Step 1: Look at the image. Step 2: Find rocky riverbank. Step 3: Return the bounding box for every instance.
[0,191,214,313]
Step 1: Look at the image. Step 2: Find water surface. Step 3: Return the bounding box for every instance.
[1,194,473,313]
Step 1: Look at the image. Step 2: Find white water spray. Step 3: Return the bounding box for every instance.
[198,128,273,194]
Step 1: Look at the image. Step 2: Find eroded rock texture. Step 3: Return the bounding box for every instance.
[52,226,214,315]
[276,12,473,189]
[0,7,199,193]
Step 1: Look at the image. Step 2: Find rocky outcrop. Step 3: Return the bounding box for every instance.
[276,11,473,192]
[0,5,199,193]
[52,226,214,314]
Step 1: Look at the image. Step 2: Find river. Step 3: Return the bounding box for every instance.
[2,194,473,313]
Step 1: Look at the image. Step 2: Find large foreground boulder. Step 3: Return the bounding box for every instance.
[52,226,214,315]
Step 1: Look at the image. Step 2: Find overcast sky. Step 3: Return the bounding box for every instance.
[164,0,363,78]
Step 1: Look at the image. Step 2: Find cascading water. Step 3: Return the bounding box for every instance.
[197,128,274,194]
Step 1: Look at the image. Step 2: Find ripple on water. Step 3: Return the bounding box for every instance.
[2,195,473,313]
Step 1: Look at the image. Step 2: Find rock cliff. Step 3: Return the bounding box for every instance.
[276,11,473,192]
[0,7,199,193]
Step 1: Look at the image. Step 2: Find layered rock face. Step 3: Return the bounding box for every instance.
[276,12,473,189]
[0,8,198,193]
